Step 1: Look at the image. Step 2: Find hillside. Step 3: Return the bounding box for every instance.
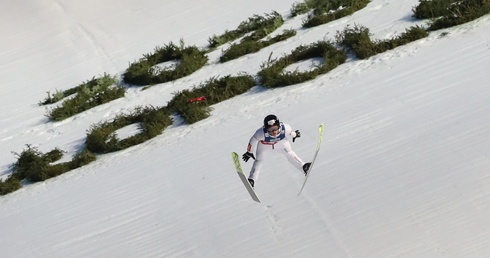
[1,0,490,257]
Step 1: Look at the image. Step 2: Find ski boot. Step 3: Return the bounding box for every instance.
[248,178,255,188]
[302,162,311,176]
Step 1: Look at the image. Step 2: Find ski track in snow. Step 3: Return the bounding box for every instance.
[52,0,113,67]
[300,188,353,257]
[264,205,286,241]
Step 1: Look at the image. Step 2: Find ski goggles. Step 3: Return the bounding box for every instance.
[267,126,280,133]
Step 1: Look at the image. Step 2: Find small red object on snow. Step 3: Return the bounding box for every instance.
[188,96,207,103]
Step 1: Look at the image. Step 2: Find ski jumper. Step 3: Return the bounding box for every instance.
[246,122,306,181]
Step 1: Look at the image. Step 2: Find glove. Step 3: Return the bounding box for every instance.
[293,130,301,142]
[242,152,255,162]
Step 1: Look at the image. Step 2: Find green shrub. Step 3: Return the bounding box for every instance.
[335,24,375,59]
[46,74,125,121]
[167,75,256,124]
[40,88,79,105]
[336,24,428,59]
[427,0,490,31]
[41,74,117,106]
[86,106,173,154]
[290,0,317,17]
[68,148,97,169]
[258,41,347,88]
[11,145,96,185]
[12,146,51,181]
[40,163,71,180]
[413,0,459,19]
[123,41,208,86]
[386,25,429,46]
[11,146,68,182]
[302,0,370,28]
[221,41,265,63]
[44,148,65,163]
[220,29,296,62]
[208,11,285,48]
[176,102,212,125]
[413,0,490,31]
[0,176,22,196]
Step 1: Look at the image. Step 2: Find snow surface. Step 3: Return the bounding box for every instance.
[1,0,490,257]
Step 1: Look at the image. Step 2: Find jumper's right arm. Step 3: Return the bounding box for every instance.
[242,129,262,162]
[246,129,262,153]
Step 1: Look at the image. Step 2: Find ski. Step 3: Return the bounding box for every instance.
[232,152,261,203]
[298,123,324,195]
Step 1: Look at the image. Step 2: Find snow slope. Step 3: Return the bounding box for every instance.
[1,0,490,257]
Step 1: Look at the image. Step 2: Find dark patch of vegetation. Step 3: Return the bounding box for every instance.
[167,75,256,124]
[40,87,79,105]
[123,41,208,86]
[208,11,286,49]
[8,145,96,187]
[86,106,173,154]
[220,29,297,62]
[46,74,125,121]
[335,24,429,59]
[258,41,347,88]
[290,0,316,17]
[217,12,286,62]
[416,0,490,31]
[413,0,461,19]
[0,176,22,196]
[301,0,371,28]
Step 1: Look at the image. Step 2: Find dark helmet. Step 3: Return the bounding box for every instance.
[263,114,280,128]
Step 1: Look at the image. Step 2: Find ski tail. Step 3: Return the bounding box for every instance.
[298,123,324,195]
[232,152,261,203]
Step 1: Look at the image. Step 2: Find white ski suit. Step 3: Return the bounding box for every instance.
[246,122,306,181]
